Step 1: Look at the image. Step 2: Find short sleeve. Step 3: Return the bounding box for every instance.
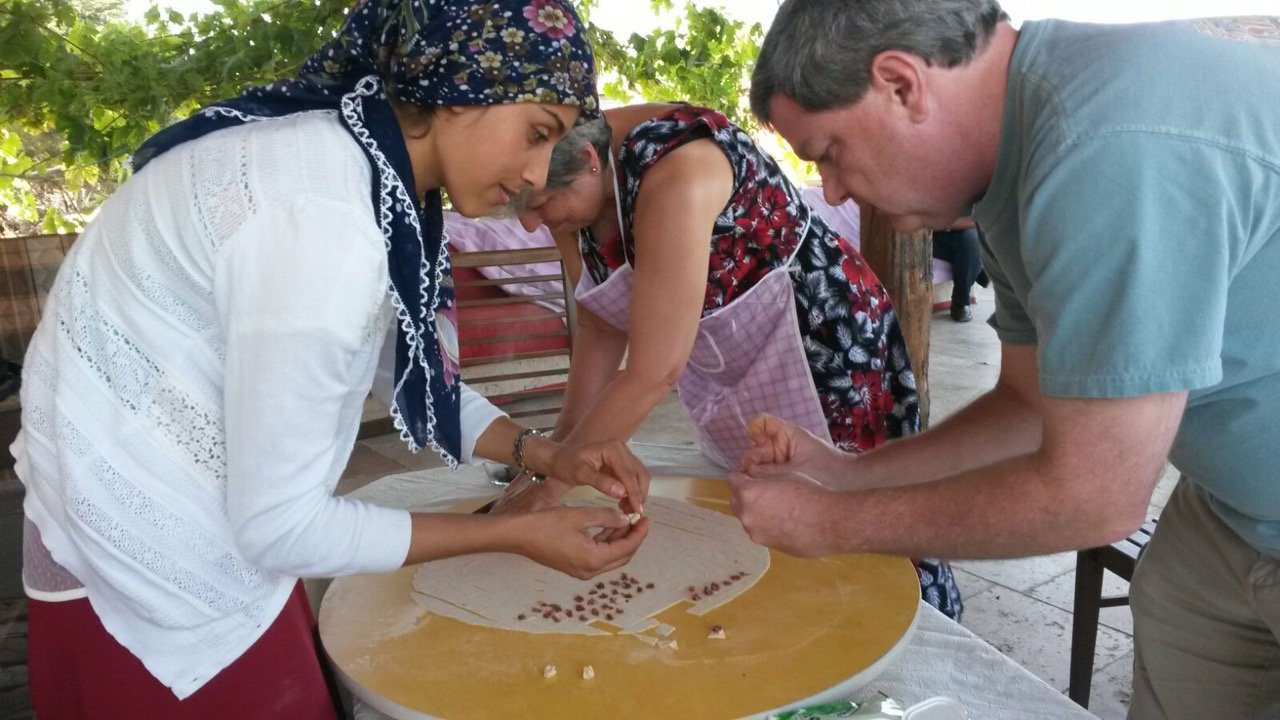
[1019,132,1230,397]
[981,235,1039,345]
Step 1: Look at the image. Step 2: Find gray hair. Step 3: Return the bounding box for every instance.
[751,0,1007,122]
[545,117,613,189]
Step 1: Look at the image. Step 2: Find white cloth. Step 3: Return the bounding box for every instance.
[875,605,1097,719]
[12,111,501,698]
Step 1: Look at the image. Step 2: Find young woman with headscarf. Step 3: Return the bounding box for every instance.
[13,1,649,715]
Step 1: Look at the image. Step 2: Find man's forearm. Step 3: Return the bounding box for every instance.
[832,382,1042,491]
[817,452,1148,559]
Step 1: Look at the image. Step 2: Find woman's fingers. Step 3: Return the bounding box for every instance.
[557,440,650,514]
[542,509,648,578]
[588,516,650,569]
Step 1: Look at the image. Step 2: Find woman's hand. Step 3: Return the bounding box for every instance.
[548,439,649,515]
[489,473,571,514]
[489,439,650,515]
[739,413,850,488]
[517,506,651,579]
[404,505,649,573]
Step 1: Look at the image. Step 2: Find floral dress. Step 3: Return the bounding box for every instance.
[580,106,963,620]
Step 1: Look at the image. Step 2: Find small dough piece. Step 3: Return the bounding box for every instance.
[659,639,679,651]
[581,665,595,680]
[543,664,557,678]
[707,625,726,640]
[626,512,643,525]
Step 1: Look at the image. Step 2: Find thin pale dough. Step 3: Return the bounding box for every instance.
[411,496,769,640]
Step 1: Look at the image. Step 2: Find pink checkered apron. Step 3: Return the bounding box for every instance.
[574,252,832,470]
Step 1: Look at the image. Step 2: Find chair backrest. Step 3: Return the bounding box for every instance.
[0,233,79,468]
[0,233,78,364]
[451,246,575,435]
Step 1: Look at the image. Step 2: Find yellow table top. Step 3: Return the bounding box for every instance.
[319,477,919,720]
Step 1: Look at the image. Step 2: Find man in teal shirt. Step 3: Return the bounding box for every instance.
[738,0,1280,715]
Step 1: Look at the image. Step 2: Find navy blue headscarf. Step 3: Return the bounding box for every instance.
[133,0,599,466]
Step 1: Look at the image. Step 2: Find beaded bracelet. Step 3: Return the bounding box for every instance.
[512,427,547,485]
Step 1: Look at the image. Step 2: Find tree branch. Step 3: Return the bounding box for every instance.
[38,23,104,67]
[0,171,63,181]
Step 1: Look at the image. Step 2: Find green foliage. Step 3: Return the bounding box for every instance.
[595,3,762,132]
[0,0,348,233]
[0,0,800,234]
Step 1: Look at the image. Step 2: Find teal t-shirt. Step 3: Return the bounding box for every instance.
[972,18,1280,555]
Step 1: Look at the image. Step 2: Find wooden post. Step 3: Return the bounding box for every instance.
[859,205,933,427]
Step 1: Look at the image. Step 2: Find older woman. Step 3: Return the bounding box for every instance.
[15,1,649,716]
[511,102,961,619]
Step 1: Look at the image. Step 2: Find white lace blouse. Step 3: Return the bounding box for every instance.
[12,111,502,698]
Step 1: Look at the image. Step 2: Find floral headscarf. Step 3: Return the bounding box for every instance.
[132,0,599,466]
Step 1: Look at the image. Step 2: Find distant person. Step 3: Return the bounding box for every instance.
[931,218,987,322]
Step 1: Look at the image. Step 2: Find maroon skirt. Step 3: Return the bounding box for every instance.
[27,581,342,720]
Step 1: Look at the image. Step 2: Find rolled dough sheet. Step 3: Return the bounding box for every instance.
[411,496,769,642]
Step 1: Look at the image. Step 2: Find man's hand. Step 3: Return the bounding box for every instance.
[727,469,843,558]
[740,414,849,487]
[518,506,651,579]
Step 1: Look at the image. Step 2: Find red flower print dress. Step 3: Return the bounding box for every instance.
[580,106,963,620]
[583,106,920,451]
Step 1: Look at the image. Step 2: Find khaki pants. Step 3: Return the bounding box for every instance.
[1129,478,1280,719]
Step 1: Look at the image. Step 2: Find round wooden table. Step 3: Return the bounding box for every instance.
[319,477,920,719]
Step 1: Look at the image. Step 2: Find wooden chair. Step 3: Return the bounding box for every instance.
[1068,518,1158,708]
[357,244,575,442]
[450,245,575,435]
[0,233,80,468]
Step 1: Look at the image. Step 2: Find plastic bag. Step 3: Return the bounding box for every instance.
[770,696,967,720]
